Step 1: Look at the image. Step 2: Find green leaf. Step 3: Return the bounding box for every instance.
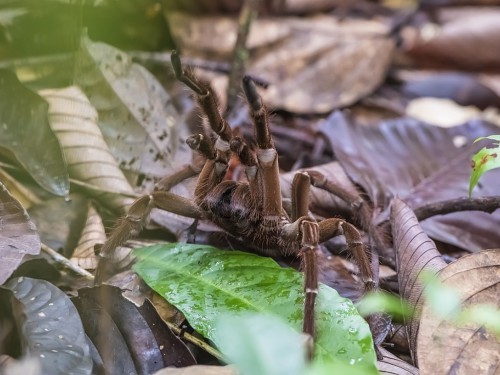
[0,69,69,196]
[356,291,412,321]
[420,270,461,319]
[133,244,377,370]
[469,136,500,196]
[215,313,307,375]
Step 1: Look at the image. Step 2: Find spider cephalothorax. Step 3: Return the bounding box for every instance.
[95,51,375,357]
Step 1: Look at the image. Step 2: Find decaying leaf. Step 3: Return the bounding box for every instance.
[0,182,40,285]
[4,277,92,375]
[0,69,69,196]
[70,204,105,271]
[321,113,500,252]
[39,86,135,214]
[417,249,500,374]
[391,198,447,360]
[75,36,190,190]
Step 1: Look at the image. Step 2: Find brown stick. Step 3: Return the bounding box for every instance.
[226,0,261,116]
[413,196,500,222]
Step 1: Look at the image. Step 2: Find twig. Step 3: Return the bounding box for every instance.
[165,321,226,362]
[414,196,500,222]
[41,243,95,281]
[225,0,261,116]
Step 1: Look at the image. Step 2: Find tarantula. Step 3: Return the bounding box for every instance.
[95,51,375,355]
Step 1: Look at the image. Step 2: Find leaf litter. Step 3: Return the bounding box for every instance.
[1,2,500,375]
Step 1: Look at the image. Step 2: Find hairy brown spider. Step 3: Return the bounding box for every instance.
[95,51,374,356]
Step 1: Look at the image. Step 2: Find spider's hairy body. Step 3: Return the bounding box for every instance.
[201,179,296,256]
[95,51,375,359]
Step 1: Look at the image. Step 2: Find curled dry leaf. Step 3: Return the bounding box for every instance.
[0,182,40,285]
[417,249,500,374]
[39,86,135,214]
[70,204,105,271]
[377,347,419,375]
[403,11,500,71]
[391,198,446,361]
[0,69,69,196]
[76,36,190,190]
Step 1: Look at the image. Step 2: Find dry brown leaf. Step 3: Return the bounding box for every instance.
[168,13,394,113]
[167,12,291,59]
[391,197,447,361]
[251,18,394,113]
[377,347,419,375]
[39,86,135,214]
[417,249,500,374]
[70,204,105,271]
[403,11,500,71]
[76,36,191,190]
[0,182,40,285]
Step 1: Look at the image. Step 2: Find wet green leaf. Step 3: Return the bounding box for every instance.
[469,135,500,196]
[215,313,307,375]
[0,69,69,196]
[133,243,377,369]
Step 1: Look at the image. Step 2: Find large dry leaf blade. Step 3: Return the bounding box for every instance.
[391,198,447,360]
[417,249,500,374]
[0,182,40,285]
[75,36,188,189]
[39,86,134,214]
[321,113,500,251]
[0,69,69,196]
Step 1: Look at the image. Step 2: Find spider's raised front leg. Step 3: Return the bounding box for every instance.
[242,76,282,217]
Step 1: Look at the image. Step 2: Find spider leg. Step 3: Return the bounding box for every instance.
[318,218,375,293]
[242,76,282,217]
[282,172,319,358]
[304,169,386,280]
[95,191,204,284]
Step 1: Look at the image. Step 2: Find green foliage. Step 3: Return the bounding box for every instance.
[133,243,377,369]
[355,291,412,321]
[215,313,378,375]
[215,313,307,375]
[469,135,500,196]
